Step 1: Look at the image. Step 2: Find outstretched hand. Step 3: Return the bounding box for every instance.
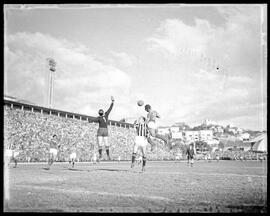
[111,96,115,102]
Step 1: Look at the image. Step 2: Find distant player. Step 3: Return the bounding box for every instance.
[144,104,172,150]
[240,155,244,162]
[216,155,220,162]
[91,96,114,161]
[259,154,263,162]
[69,146,77,168]
[131,116,149,172]
[47,134,60,169]
[207,153,212,162]
[92,152,97,164]
[5,146,19,168]
[186,143,196,167]
[118,155,121,163]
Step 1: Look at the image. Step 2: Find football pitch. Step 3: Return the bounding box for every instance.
[4,160,267,213]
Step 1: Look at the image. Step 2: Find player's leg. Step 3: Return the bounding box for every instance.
[97,136,104,160]
[147,136,157,151]
[148,126,171,147]
[13,156,18,168]
[51,153,55,165]
[104,137,111,160]
[131,139,139,168]
[141,140,147,172]
[73,154,76,167]
[190,155,194,167]
[72,158,75,167]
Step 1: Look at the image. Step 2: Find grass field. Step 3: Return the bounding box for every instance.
[4,160,267,213]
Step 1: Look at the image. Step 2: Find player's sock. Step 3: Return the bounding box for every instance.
[105,147,110,160]
[98,148,102,158]
[131,152,136,164]
[142,156,146,167]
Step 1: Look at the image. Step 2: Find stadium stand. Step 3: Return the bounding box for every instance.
[4,100,266,162]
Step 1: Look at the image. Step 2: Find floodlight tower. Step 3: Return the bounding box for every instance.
[46,58,56,108]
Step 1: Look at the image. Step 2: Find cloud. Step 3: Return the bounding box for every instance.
[5,32,134,120]
[110,51,137,68]
[145,7,266,130]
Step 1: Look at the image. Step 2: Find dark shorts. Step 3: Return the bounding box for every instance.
[97,128,109,137]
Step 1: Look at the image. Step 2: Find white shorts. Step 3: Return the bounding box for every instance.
[148,121,157,130]
[6,149,13,158]
[50,148,58,156]
[133,136,148,154]
[70,152,77,159]
[5,150,19,158]
[13,151,19,158]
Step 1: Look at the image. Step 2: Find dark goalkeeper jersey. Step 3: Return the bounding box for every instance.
[50,139,58,149]
[91,102,114,128]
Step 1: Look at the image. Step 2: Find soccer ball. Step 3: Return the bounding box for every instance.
[137,100,144,106]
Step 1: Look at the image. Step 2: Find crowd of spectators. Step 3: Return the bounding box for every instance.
[4,106,138,162]
[4,106,267,162]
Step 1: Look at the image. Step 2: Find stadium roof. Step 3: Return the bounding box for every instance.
[250,133,267,152]
[4,95,36,105]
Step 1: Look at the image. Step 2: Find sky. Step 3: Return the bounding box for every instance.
[4,4,267,131]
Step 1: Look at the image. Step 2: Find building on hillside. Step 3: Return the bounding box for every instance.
[183,131,194,143]
[157,127,170,135]
[199,130,213,141]
[207,138,219,146]
[236,127,243,134]
[171,132,183,139]
[170,126,180,133]
[228,128,237,135]
[240,133,250,141]
[203,119,217,126]
[216,126,224,133]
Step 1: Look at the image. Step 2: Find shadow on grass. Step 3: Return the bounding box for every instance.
[96,168,129,172]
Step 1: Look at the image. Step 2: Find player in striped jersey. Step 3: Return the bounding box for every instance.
[131,116,149,171]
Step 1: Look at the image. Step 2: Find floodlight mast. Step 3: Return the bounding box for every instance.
[46,58,56,108]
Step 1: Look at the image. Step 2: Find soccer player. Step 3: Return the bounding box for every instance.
[144,104,172,150]
[5,146,19,168]
[92,152,97,164]
[131,116,149,172]
[216,154,220,162]
[186,143,196,167]
[69,146,77,168]
[47,134,60,169]
[91,96,114,161]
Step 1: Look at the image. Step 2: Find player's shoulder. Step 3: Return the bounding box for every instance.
[152,110,158,115]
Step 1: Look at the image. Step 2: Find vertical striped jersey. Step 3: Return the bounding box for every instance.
[135,122,149,137]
